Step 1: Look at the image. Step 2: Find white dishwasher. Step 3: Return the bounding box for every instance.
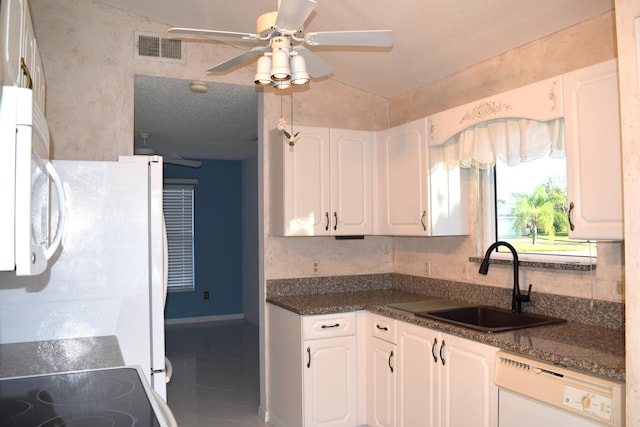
[495,351,624,427]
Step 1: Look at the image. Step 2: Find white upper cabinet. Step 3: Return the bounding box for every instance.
[563,59,622,240]
[270,126,373,236]
[1,0,46,110]
[375,118,469,236]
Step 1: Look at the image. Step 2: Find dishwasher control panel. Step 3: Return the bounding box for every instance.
[495,351,624,427]
[563,385,613,421]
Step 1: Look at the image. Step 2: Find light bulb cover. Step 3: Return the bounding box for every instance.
[290,55,310,85]
[274,79,291,90]
[254,55,274,86]
[271,49,291,81]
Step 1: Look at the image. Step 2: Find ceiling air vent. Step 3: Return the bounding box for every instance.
[134,32,184,63]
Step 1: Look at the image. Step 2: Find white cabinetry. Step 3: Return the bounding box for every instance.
[270,126,373,236]
[563,59,622,240]
[366,314,498,427]
[1,0,46,110]
[375,118,469,236]
[268,304,357,427]
[367,314,397,427]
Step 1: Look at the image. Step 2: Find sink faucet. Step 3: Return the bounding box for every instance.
[478,241,532,314]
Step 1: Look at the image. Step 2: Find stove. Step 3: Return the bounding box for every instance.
[0,366,164,426]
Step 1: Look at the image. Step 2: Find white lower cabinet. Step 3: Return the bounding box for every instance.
[268,304,357,427]
[367,315,498,427]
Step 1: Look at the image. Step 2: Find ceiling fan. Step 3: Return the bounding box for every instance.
[168,0,393,88]
[135,133,202,168]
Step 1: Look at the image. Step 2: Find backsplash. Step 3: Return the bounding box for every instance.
[266,273,624,330]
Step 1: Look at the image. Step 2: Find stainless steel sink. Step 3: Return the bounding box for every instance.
[415,305,566,333]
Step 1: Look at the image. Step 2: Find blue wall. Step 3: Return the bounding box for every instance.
[163,159,243,319]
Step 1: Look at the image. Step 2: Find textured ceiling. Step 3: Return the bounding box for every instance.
[134,76,258,161]
[116,0,613,161]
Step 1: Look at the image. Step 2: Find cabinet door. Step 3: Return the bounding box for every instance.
[376,118,429,235]
[276,126,331,236]
[396,321,438,427]
[330,128,373,235]
[367,336,396,427]
[1,0,25,86]
[563,59,622,240]
[304,335,358,427]
[440,334,497,427]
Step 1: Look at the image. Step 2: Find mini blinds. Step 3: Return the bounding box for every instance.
[163,185,195,292]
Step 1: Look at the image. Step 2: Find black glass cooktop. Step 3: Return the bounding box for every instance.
[0,367,161,426]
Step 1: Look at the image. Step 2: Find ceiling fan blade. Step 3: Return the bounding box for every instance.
[168,27,261,41]
[207,46,267,72]
[293,46,333,78]
[164,158,202,168]
[275,0,317,32]
[304,30,394,47]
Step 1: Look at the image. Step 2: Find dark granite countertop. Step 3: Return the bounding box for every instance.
[267,289,625,382]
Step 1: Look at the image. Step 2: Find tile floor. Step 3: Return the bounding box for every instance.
[165,320,272,427]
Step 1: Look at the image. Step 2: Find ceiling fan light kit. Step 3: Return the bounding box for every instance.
[271,46,291,81]
[168,0,393,89]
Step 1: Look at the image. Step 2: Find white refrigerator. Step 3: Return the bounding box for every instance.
[0,156,168,400]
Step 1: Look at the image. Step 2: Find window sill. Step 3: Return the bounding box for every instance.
[468,255,596,271]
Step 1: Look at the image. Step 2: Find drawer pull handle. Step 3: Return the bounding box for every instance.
[431,338,438,363]
[321,323,340,329]
[421,210,427,231]
[376,324,388,331]
[333,211,338,231]
[568,202,575,231]
[439,340,446,366]
[388,350,394,373]
[306,347,311,368]
[325,212,330,231]
[20,57,32,90]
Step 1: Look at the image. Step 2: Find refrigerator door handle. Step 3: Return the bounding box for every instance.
[42,160,66,260]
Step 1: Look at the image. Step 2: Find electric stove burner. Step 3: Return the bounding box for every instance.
[0,367,161,427]
[37,375,135,404]
[0,399,32,419]
[39,409,136,427]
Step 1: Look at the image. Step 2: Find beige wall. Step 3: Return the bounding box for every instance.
[390,11,617,124]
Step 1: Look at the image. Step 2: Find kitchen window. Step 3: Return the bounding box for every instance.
[163,184,195,292]
[431,116,596,264]
[492,156,596,260]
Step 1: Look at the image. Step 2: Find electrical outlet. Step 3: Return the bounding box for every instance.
[313,261,320,275]
[616,280,624,295]
[424,261,431,276]
[204,291,210,300]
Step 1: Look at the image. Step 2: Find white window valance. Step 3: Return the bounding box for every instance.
[430,117,565,170]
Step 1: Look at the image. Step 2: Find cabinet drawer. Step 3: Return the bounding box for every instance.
[369,314,396,343]
[302,312,356,340]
